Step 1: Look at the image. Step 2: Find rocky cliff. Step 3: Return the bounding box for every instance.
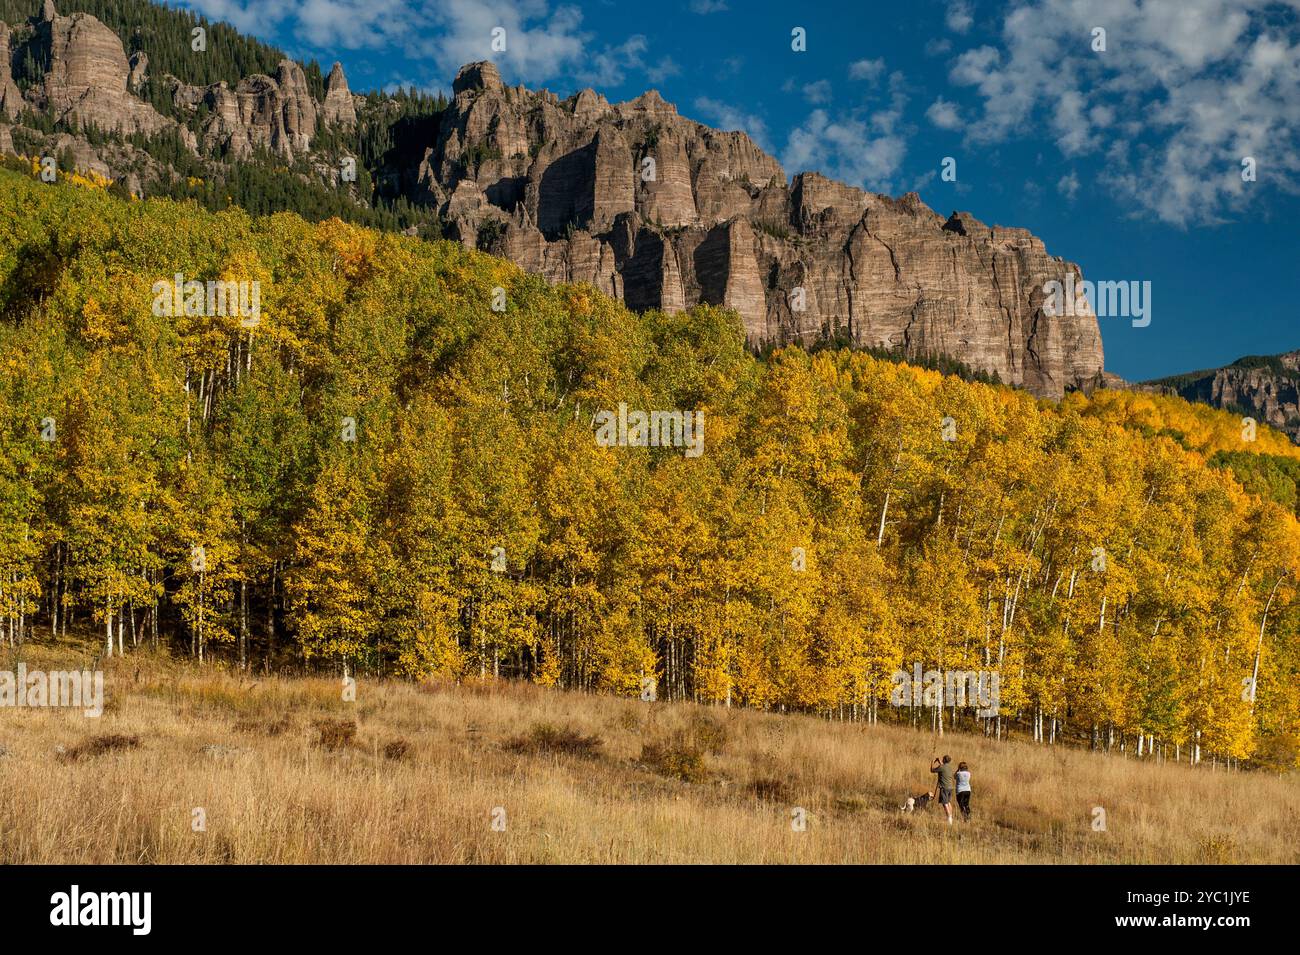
[321,60,355,128]
[198,58,321,158]
[1141,353,1300,443]
[413,61,1105,397]
[0,1,357,159]
[35,4,172,136]
[0,22,25,119]
[0,1,173,136]
[0,5,1105,397]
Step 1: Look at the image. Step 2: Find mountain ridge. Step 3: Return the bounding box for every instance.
[410,59,1105,398]
[1138,350,1300,444]
[0,0,1107,397]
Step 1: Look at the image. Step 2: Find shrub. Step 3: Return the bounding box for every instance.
[1199,835,1239,865]
[749,777,792,802]
[687,713,728,755]
[60,734,141,762]
[639,711,728,782]
[314,719,358,750]
[640,736,709,782]
[383,738,411,761]
[754,219,791,241]
[477,218,505,250]
[505,722,603,759]
[234,715,292,736]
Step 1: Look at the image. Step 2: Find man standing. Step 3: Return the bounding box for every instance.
[930,755,955,825]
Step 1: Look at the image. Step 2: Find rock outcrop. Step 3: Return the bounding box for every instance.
[322,61,356,127]
[126,50,147,92]
[0,7,1107,396]
[202,59,319,158]
[0,3,358,162]
[1140,353,1300,443]
[418,61,1105,397]
[34,3,170,136]
[0,23,25,120]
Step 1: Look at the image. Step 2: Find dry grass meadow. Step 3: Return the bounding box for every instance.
[2,639,1297,864]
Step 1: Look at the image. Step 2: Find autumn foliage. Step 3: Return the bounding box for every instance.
[2,166,1298,768]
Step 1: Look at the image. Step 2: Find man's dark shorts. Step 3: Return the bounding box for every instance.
[938,787,953,805]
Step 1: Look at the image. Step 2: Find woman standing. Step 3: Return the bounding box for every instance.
[955,761,973,821]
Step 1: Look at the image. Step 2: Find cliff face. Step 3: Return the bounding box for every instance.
[0,23,25,119]
[0,2,358,159]
[32,5,171,136]
[200,59,320,158]
[416,61,1105,398]
[0,6,1106,397]
[1141,353,1300,443]
[321,61,356,128]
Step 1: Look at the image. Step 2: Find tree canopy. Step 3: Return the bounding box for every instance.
[2,163,1298,770]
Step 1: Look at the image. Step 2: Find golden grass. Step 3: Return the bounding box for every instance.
[1,641,1297,864]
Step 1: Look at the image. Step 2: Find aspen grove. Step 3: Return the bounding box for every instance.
[2,164,1299,769]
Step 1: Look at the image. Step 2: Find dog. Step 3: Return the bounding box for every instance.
[902,792,933,813]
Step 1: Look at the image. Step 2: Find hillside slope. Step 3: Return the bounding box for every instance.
[0,0,443,234]
[1,641,1296,864]
[1,164,1299,770]
[0,0,1104,395]
[1140,352,1300,445]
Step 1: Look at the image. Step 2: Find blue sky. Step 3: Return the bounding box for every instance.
[176,0,1300,383]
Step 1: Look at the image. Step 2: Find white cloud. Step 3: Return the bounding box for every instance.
[848,57,885,82]
[177,0,293,37]
[783,111,907,192]
[717,56,744,79]
[946,0,973,34]
[692,97,773,152]
[802,79,832,104]
[689,0,728,12]
[926,96,962,130]
[908,168,938,192]
[180,0,673,90]
[1089,104,1114,128]
[577,34,647,86]
[1057,170,1080,200]
[1051,89,1091,157]
[947,0,1300,225]
[646,56,681,84]
[294,0,416,49]
[424,0,590,85]
[781,73,911,191]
